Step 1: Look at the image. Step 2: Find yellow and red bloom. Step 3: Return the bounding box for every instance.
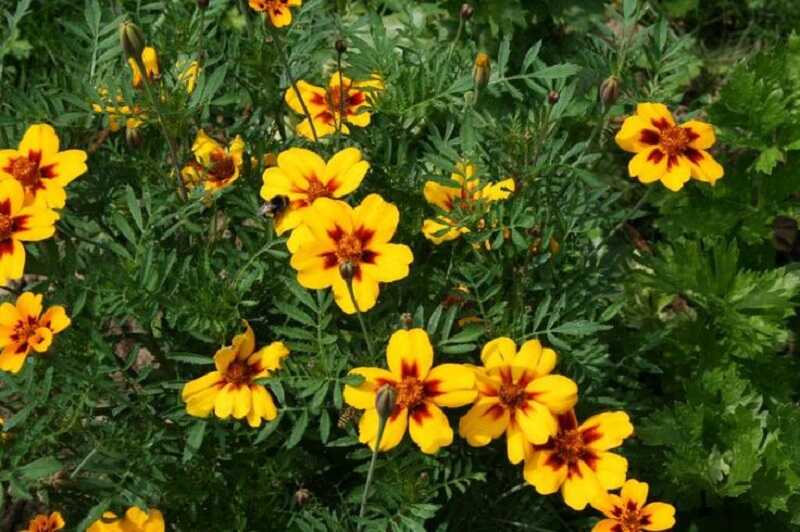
[591,479,676,532]
[87,507,165,532]
[523,409,633,510]
[458,337,578,464]
[344,328,476,453]
[181,321,289,428]
[178,59,200,94]
[260,147,369,249]
[23,512,65,532]
[249,0,302,27]
[285,72,383,140]
[180,130,245,192]
[0,180,58,286]
[0,124,88,209]
[422,163,515,244]
[0,292,70,374]
[128,46,160,89]
[615,103,724,191]
[289,194,413,314]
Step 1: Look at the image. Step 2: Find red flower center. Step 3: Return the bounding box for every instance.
[336,234,363,264]
[326,82,352,115]
[12,315,39,346]
[0,214,14,241]
[208,152,236,183]
[550,428,589,466]
[498,382,526,409]
[612,501,649,532]
[395,377,425,409]
[10,156,40,187]
[659,126,691,156]
[225,361,254,385]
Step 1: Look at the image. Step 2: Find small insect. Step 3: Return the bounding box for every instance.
[259,195,289,218]
[337,406,358,429]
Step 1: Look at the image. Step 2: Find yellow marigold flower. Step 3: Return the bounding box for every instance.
[0,292,70,374]
[23,512,66,532]
[591,479,676,532]
[615,103,724,191]
[523,409,633,510]
[0,124,87,208]
[87,507,165,532]
[260,147,369,250]
[289,194,413,314]
[181,321,289,428]
[285,72,383,140]
[343,328,477,453]
[422,163,514,244]
[249,0,302,27]
[458,338,578,465]
[128,46,160,89]
[178,59,200,94]
[0,180,58,286]
[181,130,245,192]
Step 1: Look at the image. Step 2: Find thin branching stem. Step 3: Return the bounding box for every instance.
[346,276,375,358]
[357,415,386,529]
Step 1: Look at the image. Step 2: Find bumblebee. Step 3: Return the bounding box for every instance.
[260,195,289,218]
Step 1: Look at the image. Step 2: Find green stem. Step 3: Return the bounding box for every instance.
[134,55,187,200]
[445,17,464,64]
[265,23,319,142]
[346,276,375,358]
[357,414,387,529]
[588,186,653,259]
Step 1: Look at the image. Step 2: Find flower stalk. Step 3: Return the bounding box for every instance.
[357,385,396,529]
[342,263,376,358]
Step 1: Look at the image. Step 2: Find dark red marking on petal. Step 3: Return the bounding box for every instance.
[39,163,57,179]
[0,200,10,217]
[423,379,441,397]
[683,147,704,164]
[626,500,639,512]
[556,411,578,431]
[12,215,30,233]
[410,402,431,423]
[639,129,660,145]
[486,404,506,420]
[544,452,566,470]
[640,514,652,526]
[361,249,377,264]
[611,506,623,518]
[27,150,42,165]
[347,92,366,108]
[611,525,623,532]
[647,149,665,164]
[580,425,602,445]
[650,118,671,131]
[327,225,344,242]
[321,252,338,269]
[315,111,335,125]
[401,360,418,379]
[354,226,374,247]
[0,240,14,256]
[667,154,679,170]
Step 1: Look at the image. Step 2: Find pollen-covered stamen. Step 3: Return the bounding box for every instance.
[10,157,40,187]
[395,377,426,409]
[612,502,649,532]
[658,126,691,156]
[11,316,39,345]
[224,360,255,385]
[336,234,363,264]
[305,177,333,203]
[549,428,596,473]
[0,214,13,241]
[498,382,526,409]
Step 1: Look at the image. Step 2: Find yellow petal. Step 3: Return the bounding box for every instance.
[581,411,634,451]
[425,363,476,407]
[276,148,326,189]
[361,243,413,283]
[686,150,724,185]
[515,400,558,444]
[286,224,315,253]
[0,349,27,373]
[408,402,453,454]
[526,375,578,414]
[480,337,517,369]
[635,103,675,129]
[423,180,459,211]
[29,326,53,353]
[41,149,87,187]
[615,115,659,153]
[0,302,20,327]
[324,147,369,197]
[659,155,691,191]
[682,120,716,150]
[592,519,623,532]
[16,291,42,320]
[458,397,508,447]
[18,124,60,157]
[641,502,676,531]
[253,341,290,372]
[594,451,628,490]
[184,385,221,417]
[233,321,256,360]
[523,450,567,495]
[358,407,407,452]
[214,383,235,419]
[343,367,396,410]
[251,384,279,423]
[269,6,293,27]
[331,270,379,314]
[505,419,529,465]
[514,339,557,378]
[628,147,668,184]
[422,218,463,244]
[561,461,606,510]
[284,81,327,117]
[0,240,26,283]
[0,179,25,214]
[479,178,515,201]
[40,305,70,333]
[620,478,649,509]
[353,193,399,244]
[386,328,433,380]
[232,385,252,419]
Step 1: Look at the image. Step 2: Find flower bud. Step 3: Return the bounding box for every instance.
[196,0,209,8]
[599,75,620,107]
[126,125,142,148]
[119,21,146,61]
[375,384,397,420]
[335,39,347,54]
[472,52,491,89]
[460,3,474,20]
[293,487,311,506]
[400,312,412,329]
[339,260,356,281]
[547,90,560,105]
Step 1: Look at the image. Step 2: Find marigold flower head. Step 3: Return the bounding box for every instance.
[523,409,633,510]
[0,292,70,374]
[23,511,65,532]
[344,328,477,453]
[181,130,245,193]
[0,124,87,208]
[591,479,676,532]
[615,103,723,191]
[182,321,289,428]
[260,147,369,250]
[249,0,302,27]
[285,72,383,140]
[0,180,58,286]
[288,194,413,314]
[128,46,160,89]
[87,507,165,532]
[422,163,514,244]
[458,337,578,464]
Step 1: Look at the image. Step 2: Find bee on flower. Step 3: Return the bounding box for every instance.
[22,512,66,532]
[458,337,578,464]
[87,507,165,532]
[615,103,724,191]
[260,147,369,251]
[523,409,634,510]
[128,46,160,89]
[344,328,477,453]
[249,0,302,27]
[181,321,289,428]
[288,194,413,314]
[422,163,515,244]
[285,72,383,140]
[180,130,245,193]
[0,292,70,374]
[0,124,88,209]
[591,479,676,532]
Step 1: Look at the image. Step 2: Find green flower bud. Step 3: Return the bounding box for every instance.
[119,21,146,62]
[375,384,397,420]
[599,75,621,107]
[339,260,356,282]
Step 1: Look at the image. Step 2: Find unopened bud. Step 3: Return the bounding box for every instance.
[375,384,397,420]
[460,3,474,20]
[547,90,560,105]
[472,52,491,89]
[400,312,412,329]
[119,21,146,61]
[126,126,142,148]
[339,260,356,281]
[196,0,209,8]
[293,487,311,506]
[599,75,620,107]
[335,39,347,54]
